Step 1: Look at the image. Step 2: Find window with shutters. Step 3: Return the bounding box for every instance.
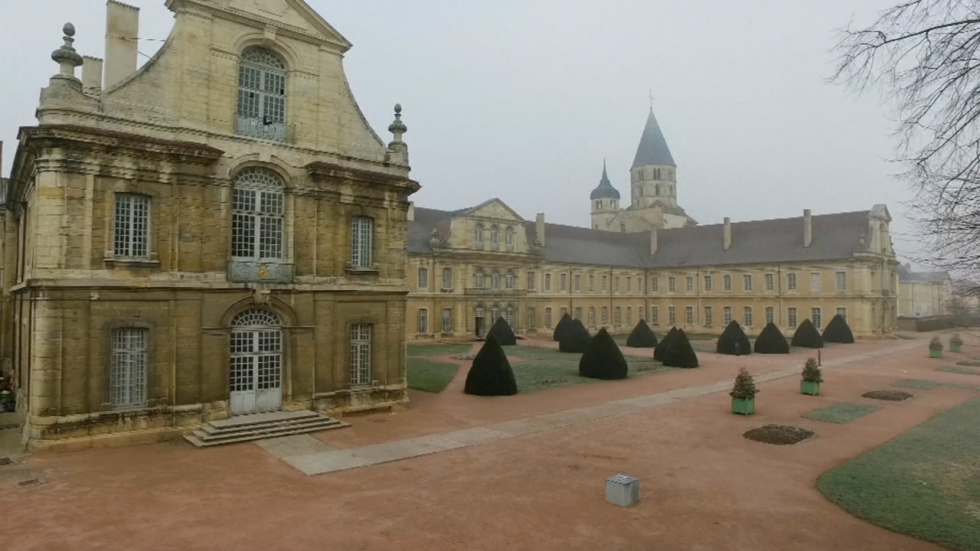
[723,306,733,325]
[114,194,150,259]
[418,268,428,289]
[237,47,287,142]
[417,309,428,333]
[743,307,753,327]
[349,324,372,386]
[110,328,148,407]
[232,168,285,262]
[788,308,798,328]
[442,309,453,333]
[704,306,713,326]
[350,217,373,268]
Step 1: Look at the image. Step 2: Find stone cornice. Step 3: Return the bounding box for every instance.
[306,161,421,196]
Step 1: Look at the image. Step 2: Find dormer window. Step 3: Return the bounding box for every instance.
[490,226,499,249]
[505,227,515,251]
[475,224,484,246]
[237,47,287,142]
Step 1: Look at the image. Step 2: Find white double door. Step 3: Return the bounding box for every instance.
[229,328,283,415]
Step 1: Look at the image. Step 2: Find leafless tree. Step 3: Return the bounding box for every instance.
[833,1,980,279]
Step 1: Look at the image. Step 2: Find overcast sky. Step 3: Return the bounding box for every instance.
[0,0,924,263]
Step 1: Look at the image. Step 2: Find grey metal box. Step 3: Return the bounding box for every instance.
[605,474,640,507]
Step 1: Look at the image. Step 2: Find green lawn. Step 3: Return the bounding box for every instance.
[407,357,461,393]
[407,343,474,357]
[939,365,980,376]
[817,398,980,551]
[896,379,980,391]
[507,346,671,393]
[803,402,880,424]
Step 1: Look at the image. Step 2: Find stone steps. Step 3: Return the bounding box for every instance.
[184,410,348,448]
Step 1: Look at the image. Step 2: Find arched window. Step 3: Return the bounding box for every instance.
[232,167,285,261]
[596,200,602,210]
[229,308,283,414]
[237,47,287,141]
[475,224,484,245]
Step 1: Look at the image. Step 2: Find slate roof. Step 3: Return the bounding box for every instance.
[632,110,676,168]
[590,162,621,200]
[410,205,874,269]
[897,264,950,284]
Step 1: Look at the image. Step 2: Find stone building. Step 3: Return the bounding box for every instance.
[896,265,954,318]
[1,0,418,449]
[406,111,899,341]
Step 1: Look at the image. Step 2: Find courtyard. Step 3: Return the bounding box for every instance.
[2,332,978,551]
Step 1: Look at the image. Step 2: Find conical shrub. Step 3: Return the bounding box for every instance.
[579,328,629,380]
[486,316,516,346]
[717,320,752,356]
[661,328,699,368]
[553,313,573,342]
[464,335,518,396]
[753,322,789,354]
[626,319,658,348]
[654,327,678,361]
[822,314,855,344]
[791,319,824,349]
[559,319,592,353]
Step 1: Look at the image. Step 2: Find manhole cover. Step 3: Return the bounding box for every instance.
[862,390,914,401]
[742,425,815,446]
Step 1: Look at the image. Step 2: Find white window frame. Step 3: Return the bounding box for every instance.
[442,268,453,290]
[686,276,694,293]
[788,273,798,291]
[417,309,428,333]
[651,306,659,325]
[528,271,536,291]
[237,47,287,142]
[765,273,774,291]
[743,275,753,292]
[110,327,148,408]
[114,194,151,259]
[744,307,753,327]
[704,275,713,292]
[351,217,374,268]
[811,307,822,328]
[651,277,659,293]
[349,324,372,387]
[704,306,713,326]
[545,273,552,291]
[232,168,285,262]
[475,224,484,245]
[811,272,822,292]
[685,306,694,325]
[836,271,847,291]
[668,277,676,293]
[765,307,774,325]
[505,226,515,250]
[723,306,732,325]
[475,272,485,289]
[442,309,453,333]
[724,275,732,292]
[506,272,516,289]
[668,306,676,325]
[788,307,798,328]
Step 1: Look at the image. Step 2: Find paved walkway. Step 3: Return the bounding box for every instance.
[283,339,922,476]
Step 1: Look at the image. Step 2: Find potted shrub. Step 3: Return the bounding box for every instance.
[929,336,943,359]
[950,334,963,353]
[801,358,822,396]
[730,368,758,415]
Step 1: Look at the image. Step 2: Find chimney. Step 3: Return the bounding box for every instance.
[536,213,546,247]
[104,0,140,89]
[82,56,103,94]
[650,226,658,256]
[407,202,415,222]
[803,209,812,248]
[723,217,731,251]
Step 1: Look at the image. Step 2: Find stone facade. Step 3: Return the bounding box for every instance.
[1,0,418,450]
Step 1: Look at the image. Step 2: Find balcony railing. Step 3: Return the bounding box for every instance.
[464,288,527,296]
[236,117,291,143]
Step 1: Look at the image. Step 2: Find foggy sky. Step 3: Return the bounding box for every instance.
[0,0,921,263]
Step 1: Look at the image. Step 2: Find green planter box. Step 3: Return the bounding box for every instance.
[732,398,755,415]
[801,381,820,396]
[951,344,962,353]
[930,349,943,359]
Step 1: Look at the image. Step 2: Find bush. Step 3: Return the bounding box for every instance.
[661,328,699,368]
[553,313,573,342]
[486,316,516,346]
[654,327,678,361]
[464,335,518,396]
[930,336,943,351]
[625,319,658,348]
[822,315,855,344]
[717,320,752,356]
[791,319,824,349]
[579,328,629,380]
[950,333,964,347]
[754,322,790,354]
[802,358,823,383]
[559,319,592,353]
[730,368,758,400]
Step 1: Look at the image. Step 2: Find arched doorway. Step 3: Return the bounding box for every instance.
[229,308,283,415]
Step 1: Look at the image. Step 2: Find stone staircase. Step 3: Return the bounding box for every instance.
[184,410,348,448]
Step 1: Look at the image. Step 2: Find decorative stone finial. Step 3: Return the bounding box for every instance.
[51,22,83,81]
[388,103,407,141]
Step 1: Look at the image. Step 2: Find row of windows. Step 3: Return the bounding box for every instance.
[636,167,675,181]
[474,223,517,251]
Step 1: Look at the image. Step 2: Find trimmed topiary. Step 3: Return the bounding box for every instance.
[579,328,629,380]
[559,319,592,353]
[486,317,516,346]
[654,327,678,361]
[717,320,752,356]
[553,313,573,342]
[822,314,855,344]
[464,335,518,396]
[626,320,658,348]
[791,319,824,349]
[661,328,699,368]
[754,322,790,354]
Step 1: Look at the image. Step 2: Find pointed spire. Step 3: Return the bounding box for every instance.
[591,161,620,200]
[632,109,676,168]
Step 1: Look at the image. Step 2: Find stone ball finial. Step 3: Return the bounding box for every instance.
[389,103,407,137]
[64,23,76,37]
[394,103,402,114]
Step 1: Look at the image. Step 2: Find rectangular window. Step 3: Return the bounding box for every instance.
[668,277,676,293]
[545,273,552,291]
[574,274,582,292]
[704,275,713,292]
[506,308,515,328]
[590,308,597,325]
[614,307,622,324]
[627,306,633,325]
[836,307,847,321]
[588,275,595,292]
[351,217,373,268]
[418,268,428,289]
[233,187,283,260]
[788,273,798,291]
[602,276,608,292]
[527,271,536,290]
[651,277,659,293]
[685,306,694,325]
[651,306,659,324]
[574,307,582,320]
[723,306,732,325]
[724,275,732,291]
[110,328,148,407]
[686,276,694,293]
[704,306,713,326]
[417,309,428,333]
[560,274,568,291]
[765,307,774,325]
[114,194,150,259]
[788,307,798,328]
[743,307,753,327]
[810,272,822,292]
[743,275,753,292]
[545,308,553,328]
[475,272,485,289]
[443,268,453,290]
[765,273,774,291]
[527,308,536,329]
[560,307,568,319]
[668,306,676,325]
[442,309,452,333]
[811,307,822,328]
[601,307,608,325]
[349,324,372,386]
[627,277,632,292]
[836,271,847,290]
[615,277,621,292]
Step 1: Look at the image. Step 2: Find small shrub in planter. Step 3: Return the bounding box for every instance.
[654,327,678,361]
[950,334,963,353]
[929,336,943,359]
[579,328,629,380]
[822,314,855,344]
[553,314,574,342]
[801,357,822,396]
[486,317,517,346]
[717,320,752,356]
[730,367,758,415]
[661,329,699,368]
[559,319,592,353]
[791,319,824,349]
[753,322,790,354]
[626,320,658,348]
[464,335,518,396]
